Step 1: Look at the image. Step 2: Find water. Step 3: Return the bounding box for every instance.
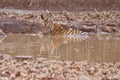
[0,34,120,62]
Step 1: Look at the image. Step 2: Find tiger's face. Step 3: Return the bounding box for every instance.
[41,15,53,35]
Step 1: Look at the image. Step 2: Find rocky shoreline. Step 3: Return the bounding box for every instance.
[0,10,120,34]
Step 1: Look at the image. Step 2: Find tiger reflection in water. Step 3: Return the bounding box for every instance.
[39,35,83,59]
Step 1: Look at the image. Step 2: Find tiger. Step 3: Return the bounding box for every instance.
[40,12,82,36]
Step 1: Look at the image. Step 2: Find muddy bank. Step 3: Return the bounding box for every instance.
[0,10,120,34]
[0,0,120,11]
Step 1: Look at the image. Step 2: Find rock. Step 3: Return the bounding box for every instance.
[0,29,6,37]
[14,55,32,61]
[0,53,4,59]
[99,26,115,33]
[80,25,96,32]
[0,17,42,34]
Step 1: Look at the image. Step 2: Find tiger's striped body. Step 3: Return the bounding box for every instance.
[51,23,80,35]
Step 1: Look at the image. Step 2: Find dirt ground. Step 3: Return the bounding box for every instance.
[0,0,120,11]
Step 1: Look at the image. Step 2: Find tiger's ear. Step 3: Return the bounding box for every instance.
[40,14,44,20]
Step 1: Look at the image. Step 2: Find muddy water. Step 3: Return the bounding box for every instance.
[0,34,120,62]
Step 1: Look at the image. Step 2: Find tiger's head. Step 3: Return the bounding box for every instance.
[40,13,53,35]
